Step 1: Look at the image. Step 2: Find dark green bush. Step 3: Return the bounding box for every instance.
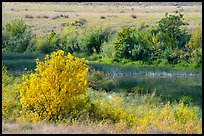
[114,26,151,61]
[154,11,190,49]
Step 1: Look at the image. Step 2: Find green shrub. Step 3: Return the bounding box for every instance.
[80,27,114,56]
[187,27,202,50]
[59,26,81,54]
[154,11,190,49]
[2,19,32,53]
[186,27,202,66]
[100,41,116,58]
[114,26,151,61]
[88,71,105,89]
[34,36,52,54]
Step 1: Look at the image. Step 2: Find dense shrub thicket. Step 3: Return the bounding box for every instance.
[2,11,202,68]
[114,12,196,66]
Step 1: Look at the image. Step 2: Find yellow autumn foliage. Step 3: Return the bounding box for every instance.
[17,50,89,121]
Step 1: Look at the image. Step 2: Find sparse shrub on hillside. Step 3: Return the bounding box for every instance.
[131,14,137,19]
[100,16,106,19]
[64,15,69,18]
[25,14,34,19]
[72,19,87,27]
[42,15,49,18]
[17,50,90,122]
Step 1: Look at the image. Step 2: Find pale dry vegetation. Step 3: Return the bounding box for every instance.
[2,2,202,35]
[2,120,176,134]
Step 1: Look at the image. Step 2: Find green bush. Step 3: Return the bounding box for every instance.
[154,11,190,49]
[187,27,202,50]
[33,30,63,54]
[2,19,32,53]
[100,41,116,59]
[114,26,151,61]
[80,27,114,56]
[186,27,202,66]
[59,26,82,54]
[34,36,53,54]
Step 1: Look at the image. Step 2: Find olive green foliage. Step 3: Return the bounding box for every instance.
[113,11,201,66]
[187,27,202,50]
[31,36,50,54]
[155,11,190,49]
[59,26,82,54]
[2,65,13,86]
[80,27,114,56]
[186,27,202,66]
[2,19,32,52]
[32,30,62,54]
[114,27,151,61]
[150,11,191,65]
[100,37,116,59]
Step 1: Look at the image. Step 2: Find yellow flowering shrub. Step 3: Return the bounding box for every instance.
[17,50,89,122]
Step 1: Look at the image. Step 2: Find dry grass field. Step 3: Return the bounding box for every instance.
[2,2,202,35]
